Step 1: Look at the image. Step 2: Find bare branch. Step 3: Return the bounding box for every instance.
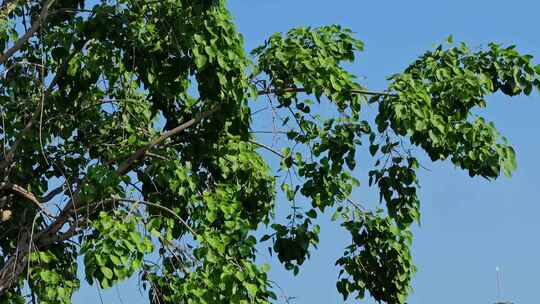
[0,182,53,216]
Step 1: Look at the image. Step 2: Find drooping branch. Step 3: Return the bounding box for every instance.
[249,138,367,211]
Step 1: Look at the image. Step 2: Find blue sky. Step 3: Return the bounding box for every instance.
[74,1,540,303]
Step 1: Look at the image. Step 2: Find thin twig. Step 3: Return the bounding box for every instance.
[146,152,171,162]
[248,139,285,158]
[250,130,287,135]
[114,197,198,237]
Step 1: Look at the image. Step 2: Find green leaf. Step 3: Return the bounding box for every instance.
[245,282,258,297]
[369,144,379,156]
[101,267,113,280]
[261,263,270,273]
[306,209,317,219]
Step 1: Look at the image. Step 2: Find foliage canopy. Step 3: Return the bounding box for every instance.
[0,0,538,303]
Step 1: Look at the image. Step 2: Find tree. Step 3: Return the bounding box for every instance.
[0,0,538,303]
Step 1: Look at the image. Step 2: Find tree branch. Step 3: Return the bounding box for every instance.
[0,182,53,216]
[47,106,219,237]
[40,184,65,203]
[257,87,396,97]
[0,229,30,293]
[0,0,55,65]
[116,105,219,175]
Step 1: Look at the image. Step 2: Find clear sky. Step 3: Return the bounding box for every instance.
[74,1,540,303]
